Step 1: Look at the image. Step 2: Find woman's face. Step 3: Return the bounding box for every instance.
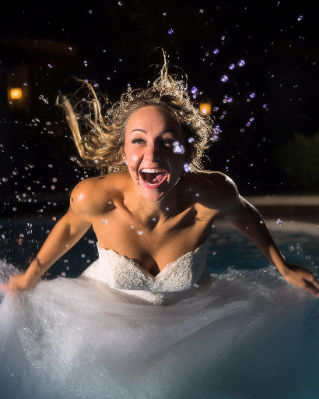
[122,105,186,202]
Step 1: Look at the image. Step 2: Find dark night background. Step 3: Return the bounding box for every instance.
[1,0,319,218]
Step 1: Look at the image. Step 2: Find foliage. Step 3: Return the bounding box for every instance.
[276,132,319,190]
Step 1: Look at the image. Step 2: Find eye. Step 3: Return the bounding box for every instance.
[131,138,146,144]
[163,138,174,147]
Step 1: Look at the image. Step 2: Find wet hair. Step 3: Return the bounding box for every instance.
[57,53,216,173]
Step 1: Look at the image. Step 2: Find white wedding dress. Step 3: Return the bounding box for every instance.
[0,239,318,399]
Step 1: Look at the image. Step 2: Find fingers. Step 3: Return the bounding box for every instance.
[303,281,319,297]
[307,275,319,290]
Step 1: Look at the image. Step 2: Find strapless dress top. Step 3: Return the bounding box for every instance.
[82,241,210,304]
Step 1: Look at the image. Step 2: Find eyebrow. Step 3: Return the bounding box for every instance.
[129,129,177,136]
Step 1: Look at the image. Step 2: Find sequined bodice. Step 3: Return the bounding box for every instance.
[82,241,210,303]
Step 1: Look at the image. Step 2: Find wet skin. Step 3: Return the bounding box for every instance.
[2,106,319,296]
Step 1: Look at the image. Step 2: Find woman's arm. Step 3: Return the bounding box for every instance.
[220,177,319,297]
[0,206,92,293]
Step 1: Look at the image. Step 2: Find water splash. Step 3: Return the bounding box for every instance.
[184,163,191,172]
[39,95,49,104]
[276,219,284,227]
[191,87,198,94]
[173,141,185,154]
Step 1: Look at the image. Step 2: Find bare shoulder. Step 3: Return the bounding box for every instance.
[190,171,238,198]
[184,171,240,213]
[70,172,128,217]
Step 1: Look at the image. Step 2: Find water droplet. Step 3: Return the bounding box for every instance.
[276,218,284,226]
[118,1,122,5]
[168,29,174,35]
[297,15,303,21]
[250,92,256,98]
[188,137,194,143]
[39,95,49,104]
[263,104,268,109]
[173,141,185,154]
[184,163,191,172]
[238,59,245,67]
[229,63,235,70]
[101,219,108,224]
[47,64,52,68]
[68,47,72,51]
[137,230,143,235]
[213,107,219,112]
[221,75,228,82]
[213,49,219,54]
[191,86,198,94]
[199,9,204,13]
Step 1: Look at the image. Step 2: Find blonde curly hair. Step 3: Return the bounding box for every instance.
[57,54,216,173]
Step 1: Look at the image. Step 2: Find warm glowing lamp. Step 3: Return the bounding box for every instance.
[10,87,23,100]
[199,102,212,115]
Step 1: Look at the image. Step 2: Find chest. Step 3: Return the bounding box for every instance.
[91,205,216,275]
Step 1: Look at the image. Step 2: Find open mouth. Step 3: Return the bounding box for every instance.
[140,169,167,188]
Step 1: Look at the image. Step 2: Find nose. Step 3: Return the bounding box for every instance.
[145,143,161,162]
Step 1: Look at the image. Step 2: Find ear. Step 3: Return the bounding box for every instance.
[120,147,126,161]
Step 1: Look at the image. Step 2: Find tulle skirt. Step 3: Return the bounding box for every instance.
[1,259,319,399]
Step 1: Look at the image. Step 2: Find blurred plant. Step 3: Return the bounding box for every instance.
[276,132,319,190]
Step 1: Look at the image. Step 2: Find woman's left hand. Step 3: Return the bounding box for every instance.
[281,263,319,297]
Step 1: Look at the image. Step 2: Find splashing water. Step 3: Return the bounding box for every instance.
[276,219,284,227]
[183,163,191,172]
[39,95,49,104]
[173,141,185,154]
[191,87,198,94]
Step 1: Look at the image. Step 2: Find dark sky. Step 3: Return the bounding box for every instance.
[1,0,319,199]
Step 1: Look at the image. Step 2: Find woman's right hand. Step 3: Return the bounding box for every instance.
[0,272,38,293]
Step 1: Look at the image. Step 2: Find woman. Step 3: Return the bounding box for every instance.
[1,60,319,398]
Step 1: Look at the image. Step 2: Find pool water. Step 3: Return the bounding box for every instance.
[1,217,318,279]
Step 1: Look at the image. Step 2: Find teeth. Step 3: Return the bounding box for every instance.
[141,169,165,173]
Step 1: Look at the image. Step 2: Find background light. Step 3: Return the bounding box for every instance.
[10,87,23,100]
[199,102,212,115]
